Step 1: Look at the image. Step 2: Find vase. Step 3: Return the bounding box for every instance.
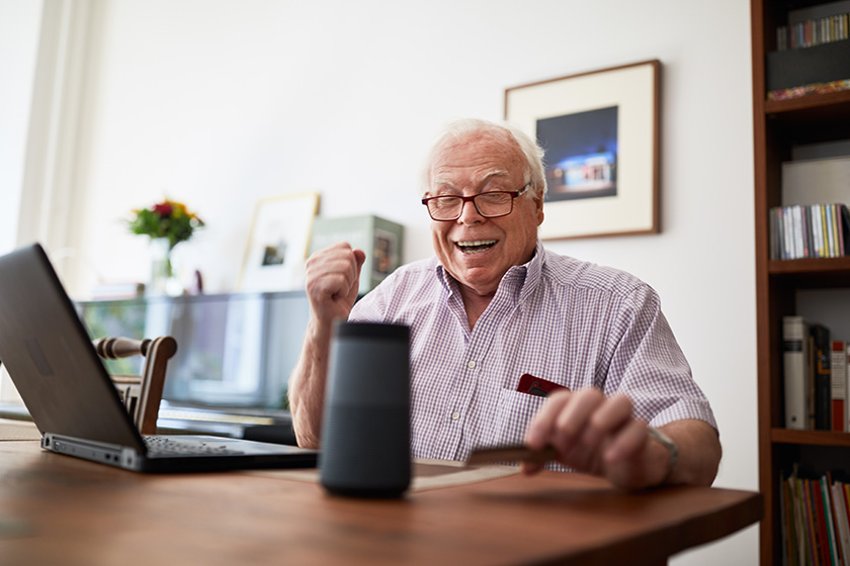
[147,238,182,296]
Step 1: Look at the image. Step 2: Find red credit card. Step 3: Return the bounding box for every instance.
[516,373,567,397]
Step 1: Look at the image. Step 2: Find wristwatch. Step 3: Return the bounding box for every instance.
[647,427,678,484]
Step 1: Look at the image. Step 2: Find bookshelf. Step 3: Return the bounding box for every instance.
[752,1,850,564]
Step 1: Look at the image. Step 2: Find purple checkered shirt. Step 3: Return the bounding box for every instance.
[349,242,717,463]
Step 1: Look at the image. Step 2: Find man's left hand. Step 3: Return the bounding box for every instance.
[523,389,670,489]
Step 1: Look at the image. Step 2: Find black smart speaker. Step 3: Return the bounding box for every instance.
[319,321,411,498]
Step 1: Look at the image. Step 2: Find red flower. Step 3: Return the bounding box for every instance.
[152,202,173,217]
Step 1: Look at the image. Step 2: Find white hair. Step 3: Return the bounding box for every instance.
[421,118,548,200]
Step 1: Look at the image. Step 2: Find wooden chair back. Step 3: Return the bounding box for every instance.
[93,336,177,435]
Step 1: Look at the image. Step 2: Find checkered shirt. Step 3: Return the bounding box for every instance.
[349,241,717,463]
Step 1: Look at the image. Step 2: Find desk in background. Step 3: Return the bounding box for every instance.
[0,437,760,565]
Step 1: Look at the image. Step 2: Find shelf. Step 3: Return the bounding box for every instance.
[765,89,850,115]
[763,90,850,144]
[771,428,850,447]
[769,256,850,273]
[768,257,850,286]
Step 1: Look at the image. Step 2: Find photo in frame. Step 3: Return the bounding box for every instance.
[238,192,320,292]
[504,59,660,240]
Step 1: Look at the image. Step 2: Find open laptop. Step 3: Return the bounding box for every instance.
[0,243,317,472]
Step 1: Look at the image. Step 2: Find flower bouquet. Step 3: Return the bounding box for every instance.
[128,199,204,294]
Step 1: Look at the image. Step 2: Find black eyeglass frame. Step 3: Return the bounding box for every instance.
[421,182,532,221]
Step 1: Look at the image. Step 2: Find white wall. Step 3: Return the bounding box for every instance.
[0,0,43,404]
[0,0,42,252]
[6,1,758,563]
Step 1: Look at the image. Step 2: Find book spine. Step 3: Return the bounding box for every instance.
[784,316,810,429]
[811,324,832,431]
[831,340,847,432]
[831,480,850,565]
[824,204,833,258]
[812,204,826,257]
[785,206,792,260]
[846,344,850,432]
[821,476,839,566]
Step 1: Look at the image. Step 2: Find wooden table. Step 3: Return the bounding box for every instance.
[0,440,760,565]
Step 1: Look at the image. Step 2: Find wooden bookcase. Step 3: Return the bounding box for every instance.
[751,1,850,563]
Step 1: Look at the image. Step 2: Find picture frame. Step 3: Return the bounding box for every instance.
[309,215,405,296]
[504,59,660,240]
[238,192,320,292]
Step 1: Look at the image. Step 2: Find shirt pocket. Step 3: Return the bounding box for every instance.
[491,388,547,446]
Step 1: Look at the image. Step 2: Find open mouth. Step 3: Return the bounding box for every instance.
[455,240,497,254]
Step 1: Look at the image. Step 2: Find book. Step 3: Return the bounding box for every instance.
[784,316,810,429]
[810,324,832,431]
[831,340,847,432]
[768,203,850,260]
[846,343,850,433]
[821,476,839,565]
[832,480,850,564]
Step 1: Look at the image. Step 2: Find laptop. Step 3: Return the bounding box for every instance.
[0,243,317,472]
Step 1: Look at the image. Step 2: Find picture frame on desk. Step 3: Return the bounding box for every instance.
[238,192,320,292]
[309,215,404,295]
[504,59,660,240]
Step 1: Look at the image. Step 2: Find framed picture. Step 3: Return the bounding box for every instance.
[309,215,405,296]
[239,192,320,292]
[505,59,660,240]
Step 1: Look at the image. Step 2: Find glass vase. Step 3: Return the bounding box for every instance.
[148,238,182,296]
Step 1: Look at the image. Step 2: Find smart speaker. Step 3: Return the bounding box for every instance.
[319,321,411,497]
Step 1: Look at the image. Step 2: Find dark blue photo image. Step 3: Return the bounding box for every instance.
[536,106,618,202]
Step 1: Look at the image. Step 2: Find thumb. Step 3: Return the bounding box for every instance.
[353,249,366,272]
[346,249,367,302]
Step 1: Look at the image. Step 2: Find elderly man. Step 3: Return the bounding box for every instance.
[289,119,721,489]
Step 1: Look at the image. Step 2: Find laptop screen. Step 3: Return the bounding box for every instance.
[77,291,310,411]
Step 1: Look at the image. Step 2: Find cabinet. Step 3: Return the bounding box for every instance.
[752,1,850,563]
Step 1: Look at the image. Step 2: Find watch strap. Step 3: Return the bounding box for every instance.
[647,426,678,485]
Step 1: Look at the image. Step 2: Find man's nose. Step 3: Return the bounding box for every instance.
[457,198,484,224]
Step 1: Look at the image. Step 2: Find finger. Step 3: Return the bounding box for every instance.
[549,388,605,453]
[603,419,648,466]
[346,249,367,303]
[353,248,366,269]
[583,394,634,447]
[521,460,544,476]
[524,390,572,449]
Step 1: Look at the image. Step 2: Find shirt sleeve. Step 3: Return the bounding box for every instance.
[348,274,393,322]
[603,285,718,431]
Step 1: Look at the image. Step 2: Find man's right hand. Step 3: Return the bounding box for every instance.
[305,242,366,324]
[289,242,366,448]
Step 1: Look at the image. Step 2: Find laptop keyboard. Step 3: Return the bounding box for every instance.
[144,436,245,456]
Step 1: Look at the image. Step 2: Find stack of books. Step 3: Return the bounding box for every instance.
[769,204,850,260]
[780,466,850,566]
[782,317,848,433]
[777,11,850,50]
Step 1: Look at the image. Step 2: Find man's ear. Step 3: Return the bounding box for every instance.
[535,194,545,226]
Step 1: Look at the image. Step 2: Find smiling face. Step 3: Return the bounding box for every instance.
[426,130,544,298]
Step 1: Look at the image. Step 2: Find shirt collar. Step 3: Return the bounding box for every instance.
[433,240,545,301]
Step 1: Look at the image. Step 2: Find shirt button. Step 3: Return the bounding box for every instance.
[467,360,476,369]
[451,411,460,421]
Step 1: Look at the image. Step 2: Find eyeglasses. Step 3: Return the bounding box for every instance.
[421,183,531,221]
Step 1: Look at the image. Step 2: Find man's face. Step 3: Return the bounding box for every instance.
[426,131,544,297]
